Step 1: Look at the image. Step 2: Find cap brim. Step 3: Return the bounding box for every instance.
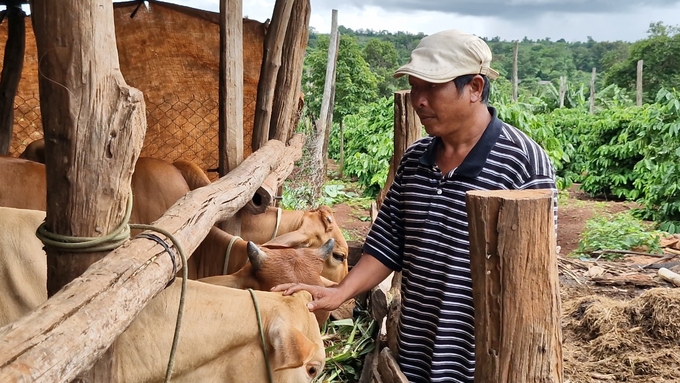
[392,65,455,83]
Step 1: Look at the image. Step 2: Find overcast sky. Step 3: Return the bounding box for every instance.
[173,0,680,42]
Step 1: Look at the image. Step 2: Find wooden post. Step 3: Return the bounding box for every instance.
[466,189,562,383]
[589,67,596,114]
[31,0,147,381]
[218,0,243,176]
[321,28,340,174]
[269,0,310,143]
[252,0,294,151]
[512,40,518,102]
[558,76,566,108]
[218,0,244,236]
[0,5,25,155]
[636,59,643,106]
[308,9,338,199]
[0,138,293,383]
[376,90,421,208]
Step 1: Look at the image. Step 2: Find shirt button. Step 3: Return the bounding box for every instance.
[436,189,442,195]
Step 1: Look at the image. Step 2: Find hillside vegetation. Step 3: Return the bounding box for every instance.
[295,22,680,233]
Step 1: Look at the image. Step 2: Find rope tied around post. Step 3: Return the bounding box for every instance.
[35,190,133,252]
[34,190,189,383]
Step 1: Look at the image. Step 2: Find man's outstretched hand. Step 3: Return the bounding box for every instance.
[271,283,346,312]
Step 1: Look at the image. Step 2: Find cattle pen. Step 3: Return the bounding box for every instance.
[0,0,314,381]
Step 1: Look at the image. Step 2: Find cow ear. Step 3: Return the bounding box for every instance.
[318,206,335,232]
[269,324,320,371]
[263,231,309,248]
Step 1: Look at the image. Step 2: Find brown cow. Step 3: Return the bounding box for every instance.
[5,151,349,282]
[167,158,350,282]
[200,238,335,325]
[0,206,326,382]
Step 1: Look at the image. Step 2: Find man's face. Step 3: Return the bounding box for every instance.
[408,76,470,137]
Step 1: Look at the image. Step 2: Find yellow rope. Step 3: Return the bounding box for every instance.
[35,192,132,252]
[223,235,242,275]
[248,288,274,383]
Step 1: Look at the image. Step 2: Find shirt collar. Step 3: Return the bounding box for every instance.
[419,106,502,178]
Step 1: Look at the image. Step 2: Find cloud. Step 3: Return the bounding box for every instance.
[312,0,680,19]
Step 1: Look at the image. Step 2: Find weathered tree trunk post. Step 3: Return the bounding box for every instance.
[269,0,310,144]
[218,0,244,236]
[558,75,566,108]
[31,0,147,381]
[466,189,562,383]
[512,40,518,102]
[636,59,643,106]
[252,0,294,151]
[0,4,25,155]
[589,67,596,114]
[218,0,243,177]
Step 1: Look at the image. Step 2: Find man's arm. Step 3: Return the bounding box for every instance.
[273,253,393,312]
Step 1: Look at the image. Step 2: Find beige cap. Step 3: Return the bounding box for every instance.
[394,29,499,82]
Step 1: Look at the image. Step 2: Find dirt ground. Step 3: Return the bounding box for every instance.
[329,185,680,382]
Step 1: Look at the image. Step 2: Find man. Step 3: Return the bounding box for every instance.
[274,29,557,382]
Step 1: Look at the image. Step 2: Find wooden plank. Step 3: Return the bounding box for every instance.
[0,138,289,383]
[0,6,25,155]
[466,189,562,383]
[252,0,294,151]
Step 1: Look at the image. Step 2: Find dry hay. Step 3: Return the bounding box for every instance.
[563,287,680,382]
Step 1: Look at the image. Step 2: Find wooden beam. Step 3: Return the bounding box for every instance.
[0,138,291,383]
[242,133,304,214]
[466,189,562,383]
[252,0,294,151]
[0,6,25,155]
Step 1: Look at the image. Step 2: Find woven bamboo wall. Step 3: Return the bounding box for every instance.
[0,1,265,172]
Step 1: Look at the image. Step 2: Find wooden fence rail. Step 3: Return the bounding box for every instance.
[0,137,300,383]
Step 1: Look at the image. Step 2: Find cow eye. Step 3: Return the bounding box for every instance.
[332,252,346,262]
[307,364,320,377]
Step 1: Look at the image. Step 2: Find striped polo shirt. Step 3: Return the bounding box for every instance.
[363,107,557,382]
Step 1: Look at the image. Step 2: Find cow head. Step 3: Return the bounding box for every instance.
[263,206,349,283]
[247,239,334,291]
[267,290,325,382]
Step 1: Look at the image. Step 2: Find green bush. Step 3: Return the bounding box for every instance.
[576,211,666,259]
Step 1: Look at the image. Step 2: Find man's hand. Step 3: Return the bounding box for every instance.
[271,283,346,312]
